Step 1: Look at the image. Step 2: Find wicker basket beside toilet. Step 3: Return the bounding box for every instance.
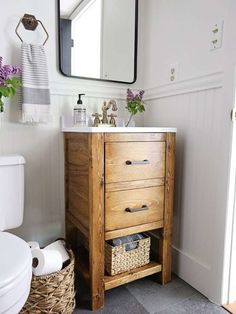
[105,236,151,276]
[21,250,75,314]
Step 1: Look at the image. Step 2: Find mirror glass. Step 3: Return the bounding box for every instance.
[58,0,138,83]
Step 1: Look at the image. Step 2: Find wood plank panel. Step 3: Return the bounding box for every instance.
[105,186,164,231]
[106,142,166,183]
[106,178,164,192]
[105,221,164,240]
[105,133,166,142]
[104,262,162,290]
[88,133,105,311]
[159,133,176,284]
[65,133,90,235]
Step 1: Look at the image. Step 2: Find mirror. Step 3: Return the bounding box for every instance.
[58,0,138,83]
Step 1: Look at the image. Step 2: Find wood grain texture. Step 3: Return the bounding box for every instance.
[105,133,166,142]
[65,133,90,237]
[223,303,236,314]
[105,186,164,231]
[105,142,166,183]
[106,178,164,192]
[105,221,164,240]
[104,262,162,290]
[88,133,105,310]
[64,131,175,310]
[159,133,176,284]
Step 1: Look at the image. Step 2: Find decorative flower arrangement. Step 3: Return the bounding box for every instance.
[126,88,145,127]
[0,56,21,112]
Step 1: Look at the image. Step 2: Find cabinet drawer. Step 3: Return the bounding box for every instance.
[105,186,164,231]
[105,142,166,183]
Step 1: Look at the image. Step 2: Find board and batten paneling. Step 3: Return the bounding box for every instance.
[144,86,233,303]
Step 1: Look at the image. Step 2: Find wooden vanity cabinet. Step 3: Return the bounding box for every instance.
[64,132,175,310]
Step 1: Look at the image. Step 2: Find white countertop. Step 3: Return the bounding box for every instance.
[61,117,177,133]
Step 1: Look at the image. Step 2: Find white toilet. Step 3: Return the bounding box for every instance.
[0,155,32,314]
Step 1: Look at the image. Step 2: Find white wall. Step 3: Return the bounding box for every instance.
[140,0,225,88]
[141,0,235,305]
[0,0,142,246]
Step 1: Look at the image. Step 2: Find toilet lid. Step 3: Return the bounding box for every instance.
[0,232,32,289]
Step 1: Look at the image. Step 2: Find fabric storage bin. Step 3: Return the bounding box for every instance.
[20,250,76,314]
[105,235,151,276]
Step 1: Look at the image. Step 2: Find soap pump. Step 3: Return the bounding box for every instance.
[73,93,86,126]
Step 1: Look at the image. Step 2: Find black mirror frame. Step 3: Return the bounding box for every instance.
[57,0,138,84]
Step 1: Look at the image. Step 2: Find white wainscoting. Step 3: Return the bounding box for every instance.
[143,81,232,304]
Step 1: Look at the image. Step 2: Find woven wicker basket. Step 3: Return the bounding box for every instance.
[20,250,76,314]
[105,236,151,276]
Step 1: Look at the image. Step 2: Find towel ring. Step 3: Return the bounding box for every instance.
[15,14,49,46]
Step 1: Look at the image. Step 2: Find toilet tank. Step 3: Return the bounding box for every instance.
[0,155,25,231]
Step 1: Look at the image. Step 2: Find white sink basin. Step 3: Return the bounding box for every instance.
[61,117,177,133]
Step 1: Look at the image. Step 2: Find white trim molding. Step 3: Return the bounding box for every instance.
[50,80,127,99]
[144,71,224,101]
[172,245,211,300]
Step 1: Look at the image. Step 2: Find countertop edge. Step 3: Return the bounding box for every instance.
[61,127,177,133]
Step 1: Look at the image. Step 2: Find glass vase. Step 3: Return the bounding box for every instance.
[125,114,135,127]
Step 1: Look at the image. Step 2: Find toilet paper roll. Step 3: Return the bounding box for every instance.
[44,240,70,263]
[32,249,63,276]
[28,241,40,250]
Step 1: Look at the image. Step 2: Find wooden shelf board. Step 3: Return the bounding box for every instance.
[105,221,164,240]
[104,261,162,290]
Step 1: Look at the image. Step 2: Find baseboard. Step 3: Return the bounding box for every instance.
[172,246,211,299]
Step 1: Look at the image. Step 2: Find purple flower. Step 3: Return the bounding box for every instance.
[0,57,21,83]
[127,88,134,101]
[127,89,145,102]
[11,65,21,75]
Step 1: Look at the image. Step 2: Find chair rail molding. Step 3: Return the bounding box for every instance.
[144,71,224,101]
[50,80,127,99]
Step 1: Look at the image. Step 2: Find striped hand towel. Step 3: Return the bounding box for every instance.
[21,43,51,123]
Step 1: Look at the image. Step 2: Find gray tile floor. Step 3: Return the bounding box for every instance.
[74,274,228,314]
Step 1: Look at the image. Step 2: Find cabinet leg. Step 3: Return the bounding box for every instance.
[89,133,105,310]
[159,232,172,284]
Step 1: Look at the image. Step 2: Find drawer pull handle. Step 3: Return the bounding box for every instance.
[125,205,149,213]
[125,159,150,165]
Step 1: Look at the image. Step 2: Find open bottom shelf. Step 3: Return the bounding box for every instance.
[104,261,162,290]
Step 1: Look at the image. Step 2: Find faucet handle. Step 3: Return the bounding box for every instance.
[92,113,102,127]
[108,113,117,127]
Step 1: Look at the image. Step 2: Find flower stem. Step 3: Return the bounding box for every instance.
[126,113,134,127]
[0,96,4,113]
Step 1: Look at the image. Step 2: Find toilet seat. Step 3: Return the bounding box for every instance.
[0,232,32,314]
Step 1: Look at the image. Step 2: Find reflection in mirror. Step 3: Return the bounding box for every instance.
[58,0,138,83]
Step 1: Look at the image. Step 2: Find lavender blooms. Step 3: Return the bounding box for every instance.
[0,56,21,112]
[127,88,145,102]
[126,89,145,127]
[0,57,21,86]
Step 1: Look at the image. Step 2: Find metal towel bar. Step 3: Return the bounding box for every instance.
[15,14,49,46]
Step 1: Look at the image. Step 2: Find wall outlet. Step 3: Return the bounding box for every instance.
[169,63,179,82]
[210,21,224,50]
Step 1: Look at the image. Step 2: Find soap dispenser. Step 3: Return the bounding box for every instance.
[74,93,86,126]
